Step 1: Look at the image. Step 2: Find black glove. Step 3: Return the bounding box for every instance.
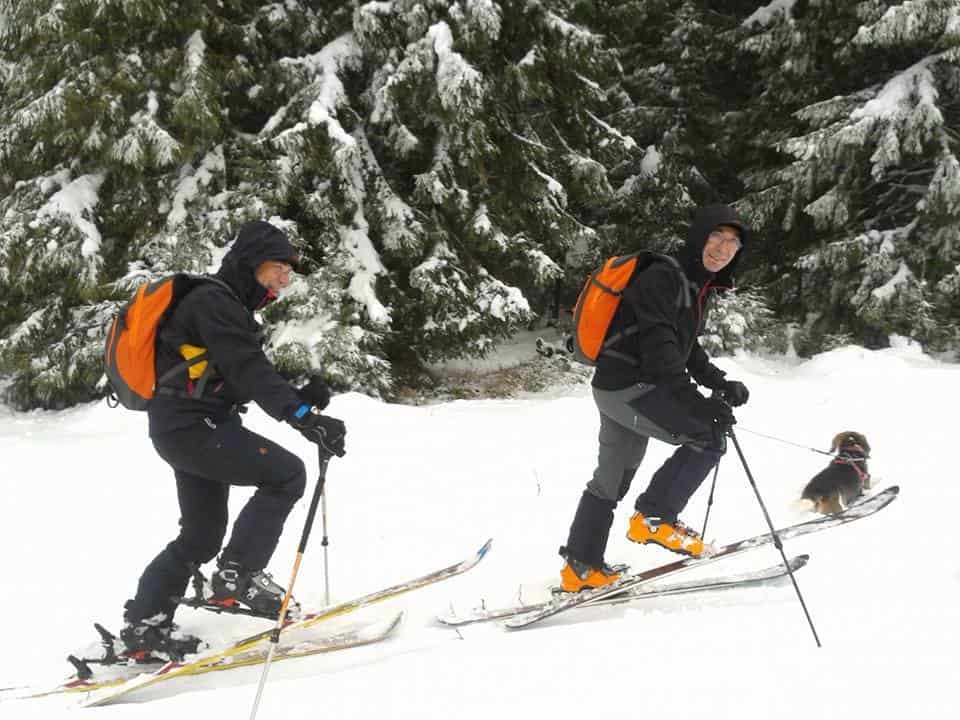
[297,375,331,412]
[289,404,346,457]
[693,396,736,431]
[719,380,750,407]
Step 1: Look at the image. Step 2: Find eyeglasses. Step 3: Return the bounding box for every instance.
[707,231,742,250]
[267,262,294,276]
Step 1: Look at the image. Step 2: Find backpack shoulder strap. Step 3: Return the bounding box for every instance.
[154,275,240,396]
[598,252,689,363]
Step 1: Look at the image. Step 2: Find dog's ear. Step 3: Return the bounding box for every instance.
[829,432,846,454]
[853,432,870,455]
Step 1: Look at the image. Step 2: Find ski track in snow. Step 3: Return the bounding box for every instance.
[0,342,958,718]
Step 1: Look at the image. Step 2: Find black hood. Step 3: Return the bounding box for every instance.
[215,221,299,310]
[679,204,749,288]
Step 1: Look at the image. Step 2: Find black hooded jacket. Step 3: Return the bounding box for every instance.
[591,205,748,405]
[147,221,303,434]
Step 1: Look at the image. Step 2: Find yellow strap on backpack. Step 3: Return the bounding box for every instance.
[179,344,209,379]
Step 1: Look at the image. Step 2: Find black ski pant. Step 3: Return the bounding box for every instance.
[564,383,724,565]
[125,415,306,624]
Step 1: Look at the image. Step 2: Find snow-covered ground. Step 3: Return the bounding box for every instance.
[1,342,958,718]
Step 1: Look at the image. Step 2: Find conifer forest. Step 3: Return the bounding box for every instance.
[1,0,957,409]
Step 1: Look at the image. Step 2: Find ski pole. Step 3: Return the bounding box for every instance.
[321,486,331,606]
[700,389,727,538]
[700,462,720,539]
[727,426,822,647]
[249,445,333,720]
[736,426,833,456]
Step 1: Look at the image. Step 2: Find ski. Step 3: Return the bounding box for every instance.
[80,538,492,707]
[178,611,403,675]
[13,613,402,700]
[505,486,898,629]
[438,554,809,627]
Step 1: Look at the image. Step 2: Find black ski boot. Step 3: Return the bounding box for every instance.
[119,615,202,662]
[211,561,299,619]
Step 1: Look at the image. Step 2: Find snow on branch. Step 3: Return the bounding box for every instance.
[167,146,226,229]
[0,81,67,161]
[848,57,943,178]
[586,110,636,150]
[542,7,602,51]
[111,91,182,167]
[743,0,797,28]
[854,0,960,47]
[452,0,502,43]
[268,34,363,148]
[36,171,106,260]
[428,21,484,115]
[528,162,567,209]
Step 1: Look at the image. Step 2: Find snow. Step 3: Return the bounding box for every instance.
[640,143,662,177]
[529,162,567,206]
[587,110,637,149]
[167,146,225,228]
[1,344,959,718]
[428,22,484,114]
[743,0,796,28]
[871,260,913,301]
[850,59,939,123]
[518,48,537,67]
[184,31,205,74]
[35,171,106,258]
[271,34,362,147]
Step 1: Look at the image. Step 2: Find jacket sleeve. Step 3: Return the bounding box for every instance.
[620,265,694,396]
[687,339,726,390]
[190,287,302,422]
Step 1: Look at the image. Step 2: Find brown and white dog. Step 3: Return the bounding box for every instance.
[801,431,872,515]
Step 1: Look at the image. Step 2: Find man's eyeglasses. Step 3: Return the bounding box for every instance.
[707,231,742,250]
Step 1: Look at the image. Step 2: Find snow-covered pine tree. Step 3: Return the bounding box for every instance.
[582,1,754,252]
[262,0,635,372]
[566,0,780,354]
[737,0,960,354]
[1,0,203,407]
[0,0,641,408]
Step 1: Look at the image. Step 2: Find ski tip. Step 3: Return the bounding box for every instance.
[477,538,493,558]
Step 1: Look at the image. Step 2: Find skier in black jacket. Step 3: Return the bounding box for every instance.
[558,205,751,593]
[120,220,346,659]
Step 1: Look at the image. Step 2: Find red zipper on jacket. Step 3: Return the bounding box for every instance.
[696,280,712,330]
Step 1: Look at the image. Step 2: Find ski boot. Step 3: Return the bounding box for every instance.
[627,512,707,557]
[559,553,625,593]
[119,615,202,662]
[211,561,300,619]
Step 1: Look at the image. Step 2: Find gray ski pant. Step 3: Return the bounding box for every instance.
[586,383,724,522]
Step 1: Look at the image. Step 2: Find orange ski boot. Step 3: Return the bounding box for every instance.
[559,557,624,593]
[627,512,707,557]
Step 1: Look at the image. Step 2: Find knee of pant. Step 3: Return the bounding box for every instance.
[616,468,637,502]
[585,477,622,504]
[284,463,307,502]
[172,526,226,565]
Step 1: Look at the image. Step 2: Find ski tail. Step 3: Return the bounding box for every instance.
[81,539,492,707]
[438,554,810,627]
[506,487,898,629]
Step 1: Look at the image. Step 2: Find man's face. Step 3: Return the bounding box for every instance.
[702,225,742,273]
[255,260,294,293]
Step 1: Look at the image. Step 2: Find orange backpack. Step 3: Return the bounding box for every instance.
[104,274,230,410]
[570,251,681,366]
